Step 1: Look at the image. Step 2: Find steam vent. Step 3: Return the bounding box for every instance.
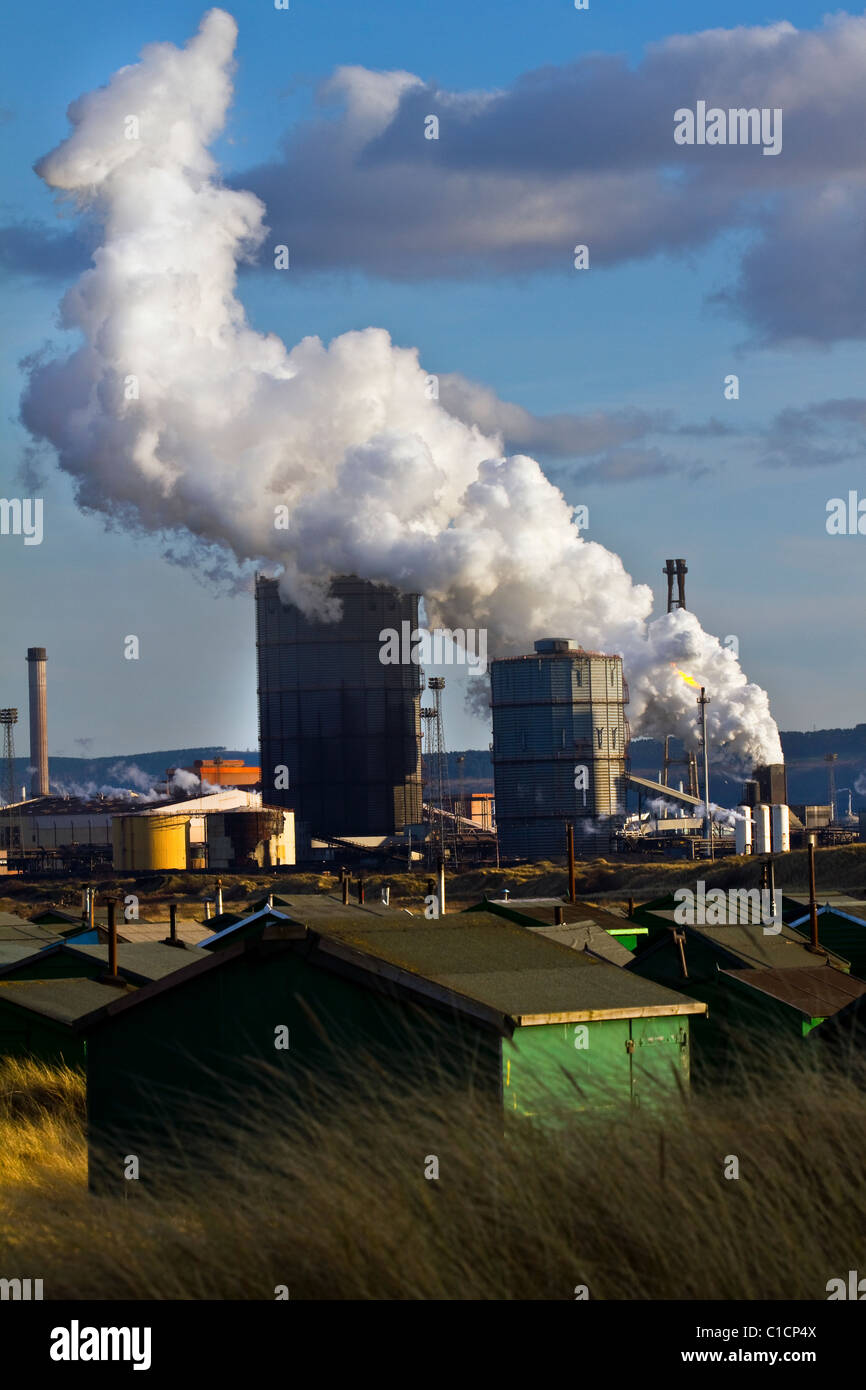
[255,575,423,841]
[490,638,629,860]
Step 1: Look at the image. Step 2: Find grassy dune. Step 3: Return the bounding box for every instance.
[3,843,864,921]
[0,1046,864,1300]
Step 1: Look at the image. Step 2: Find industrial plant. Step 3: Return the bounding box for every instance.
[2,555,865,877]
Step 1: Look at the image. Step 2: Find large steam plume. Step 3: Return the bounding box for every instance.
[21,9,782,771]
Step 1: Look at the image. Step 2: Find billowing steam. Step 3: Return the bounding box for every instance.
[21,8,783,772]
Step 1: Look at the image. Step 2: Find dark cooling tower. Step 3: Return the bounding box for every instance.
[256,575,423,837]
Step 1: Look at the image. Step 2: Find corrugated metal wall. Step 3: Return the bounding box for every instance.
[256,576,423,836]
[490,649,628,859]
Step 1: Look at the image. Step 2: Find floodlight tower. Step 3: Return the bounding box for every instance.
[0,710,18,808]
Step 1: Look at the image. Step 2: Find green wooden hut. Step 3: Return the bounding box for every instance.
[627,909,853,1081]
[786,900,866,979]
[77,910,704,1194]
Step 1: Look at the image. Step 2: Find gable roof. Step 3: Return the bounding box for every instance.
[790,904,866,930]
[719,965,866,1019]
[634,892,808,927]
[312,911,704,1024]
[28,907,83,926]
[0,912,30,928]
[197,907,304,949]
[525,923,635,966]
[0,902,705,1038]
[787,895,866,924]
[630,915,849,972]
[197,896,414,949]
[466,897,645,937]
[0,976,138,1026]
[0,921,62,946]
[0,944,44,969]
[0,939,208,985]
[67,942,208,982]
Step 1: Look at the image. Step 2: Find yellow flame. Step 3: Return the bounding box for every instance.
[671,663,700,688]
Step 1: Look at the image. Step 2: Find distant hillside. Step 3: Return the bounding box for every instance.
[439,727,866,809]
[4,729,864,810]
[5,748,255,799]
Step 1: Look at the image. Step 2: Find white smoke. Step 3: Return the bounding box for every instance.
[46,762,225,802]
[168,767,230,795]
[21,9,783,774]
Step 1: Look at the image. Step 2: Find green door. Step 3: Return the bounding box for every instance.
[628,1016,689,1109]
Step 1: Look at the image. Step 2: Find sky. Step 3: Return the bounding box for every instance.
[1,0,864,762]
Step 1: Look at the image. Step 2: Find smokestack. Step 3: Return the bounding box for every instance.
[26,648,48,797]
[663,558,687,612]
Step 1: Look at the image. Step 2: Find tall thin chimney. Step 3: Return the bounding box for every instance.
[26,648,49,797]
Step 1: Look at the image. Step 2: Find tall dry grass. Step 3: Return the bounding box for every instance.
[0,1044,864,1299]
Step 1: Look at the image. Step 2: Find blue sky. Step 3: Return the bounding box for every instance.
[1,1,864,760]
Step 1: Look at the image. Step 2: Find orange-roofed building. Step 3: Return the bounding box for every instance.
[188,759,261,788]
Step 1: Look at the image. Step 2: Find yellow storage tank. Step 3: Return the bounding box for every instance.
[112,813,190,871]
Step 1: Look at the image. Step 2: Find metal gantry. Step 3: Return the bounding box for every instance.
[0,709,18,809]
[422,677,458,867]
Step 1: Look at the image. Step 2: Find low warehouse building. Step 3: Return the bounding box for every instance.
[113,791,295,870]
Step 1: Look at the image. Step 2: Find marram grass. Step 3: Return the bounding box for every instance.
[0,1045,864,1299]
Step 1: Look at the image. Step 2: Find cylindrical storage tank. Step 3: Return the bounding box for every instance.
[112,813,190,870]
[771,803,790,854]
[754,803,771,855]
[735,806,753,855]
